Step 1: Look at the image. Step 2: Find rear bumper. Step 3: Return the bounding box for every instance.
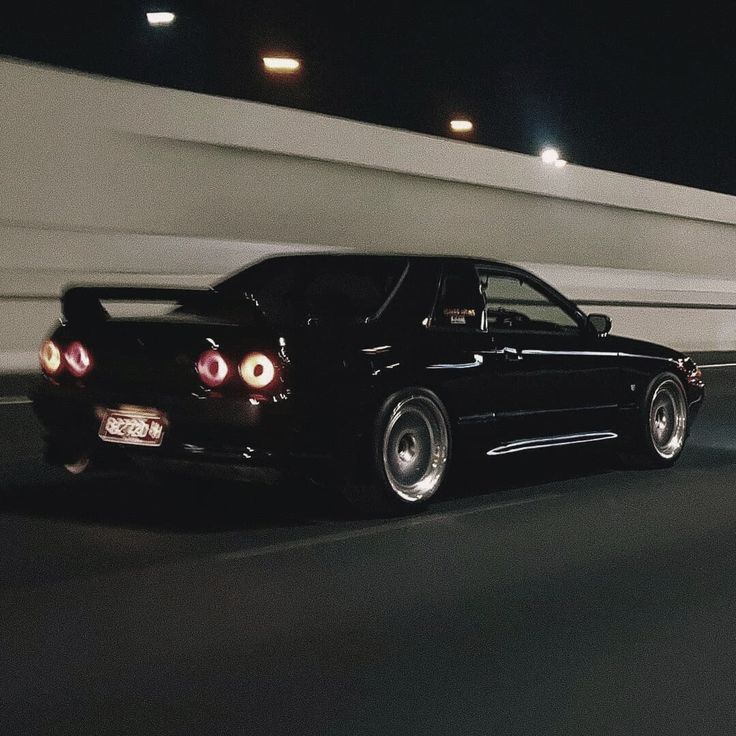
[32,382,332,472]
[130,454,285,484]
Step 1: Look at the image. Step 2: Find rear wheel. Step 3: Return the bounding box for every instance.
[341,389,451,516]
[622,372,688,468]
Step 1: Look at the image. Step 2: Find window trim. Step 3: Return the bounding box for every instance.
[216,254,410,327]
[365,259,411,323]
[475,265,586,335]
[427,261,487,333]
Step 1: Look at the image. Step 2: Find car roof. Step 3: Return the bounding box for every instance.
[239,253,581,317]
[216,253,548,303]
[248,251,526,274]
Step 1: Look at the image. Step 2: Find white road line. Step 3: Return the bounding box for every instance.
[700,363,736,369]
[0,396,31,406]
[2,491,565,601]
[214,492,563,563]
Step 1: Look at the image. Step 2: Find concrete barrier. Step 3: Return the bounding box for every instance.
[2,57,736,371]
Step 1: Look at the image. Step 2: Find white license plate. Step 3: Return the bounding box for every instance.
[98,408,166,447]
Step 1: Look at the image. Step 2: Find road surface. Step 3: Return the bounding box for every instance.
[1,366,736,734]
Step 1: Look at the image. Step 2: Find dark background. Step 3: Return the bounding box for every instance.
[2,1,735,194]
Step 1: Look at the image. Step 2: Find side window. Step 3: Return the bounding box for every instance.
[478,271,579,332]
[432,264,484,329]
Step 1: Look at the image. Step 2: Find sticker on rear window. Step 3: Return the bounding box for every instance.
[444,307,476,325]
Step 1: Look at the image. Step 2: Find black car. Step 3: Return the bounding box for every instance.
[33,254,705,514]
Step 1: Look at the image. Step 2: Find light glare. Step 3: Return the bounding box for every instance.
[39,340,62,376]
[64,341,93,378]
[541,147,561,164]
[239,353,276,389]
[554,159,567,168]
[263,57,301,72]
[197,350,230,388]
[450,119,473,133]
[147,11,175,26]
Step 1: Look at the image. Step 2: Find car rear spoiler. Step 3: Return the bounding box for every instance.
[61,285,220,323]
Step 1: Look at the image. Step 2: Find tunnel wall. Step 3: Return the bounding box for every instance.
[2,57,736,371]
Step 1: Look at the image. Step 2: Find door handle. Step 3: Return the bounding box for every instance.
[503,347,523,361]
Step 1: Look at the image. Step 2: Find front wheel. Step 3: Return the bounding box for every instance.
[621,372,688,469]
[340,389,451,516]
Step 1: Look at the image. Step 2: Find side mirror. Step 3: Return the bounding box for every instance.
[587,313,612,336]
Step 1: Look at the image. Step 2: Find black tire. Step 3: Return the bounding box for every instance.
[340,388,452,516]
[620,371,688,469]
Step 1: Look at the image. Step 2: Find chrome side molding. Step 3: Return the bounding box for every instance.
[487,431,618,456]
[427,354,484,370]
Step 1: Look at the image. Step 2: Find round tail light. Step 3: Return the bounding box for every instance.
[197,349,230,388]
[239,352,276,389]
[39,340,63,376]
[64,341,93,378]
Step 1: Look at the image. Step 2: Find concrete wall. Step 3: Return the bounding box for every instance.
[2,57,736,371]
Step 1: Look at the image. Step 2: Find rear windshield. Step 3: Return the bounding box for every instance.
[215,255,408,326]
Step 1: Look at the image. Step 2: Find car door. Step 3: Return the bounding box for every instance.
[476,267,621,447]
[420,260,505,450]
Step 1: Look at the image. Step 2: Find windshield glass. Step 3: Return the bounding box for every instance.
[215,255,408,326]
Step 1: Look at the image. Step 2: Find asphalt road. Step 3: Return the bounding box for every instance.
[2,367,736,735]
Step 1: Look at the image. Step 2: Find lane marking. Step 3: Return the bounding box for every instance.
[0,396,31,406]
[214,492,563,563]
[1,492,566,601]
[700,363,736,369]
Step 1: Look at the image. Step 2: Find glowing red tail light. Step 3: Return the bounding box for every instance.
[196,349,230,388]
[239,352,276,389]
[64,341,93,378]
[39,339,63,376]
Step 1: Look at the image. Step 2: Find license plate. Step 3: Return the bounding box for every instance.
[98,408,166,447]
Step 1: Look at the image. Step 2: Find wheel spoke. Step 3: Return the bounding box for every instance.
[382,396,448,502]
[649,379,686,459]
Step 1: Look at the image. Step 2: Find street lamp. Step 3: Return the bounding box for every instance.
[450,119,473,134]
[263,57,301,73]
[146,11,175,26]
[541,147,567,167]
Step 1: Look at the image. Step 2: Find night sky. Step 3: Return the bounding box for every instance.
[2,1,735,195]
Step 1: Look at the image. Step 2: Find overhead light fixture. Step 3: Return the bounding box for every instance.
[147,11,175,26]
[450,119,473,133]
[554,159,567,168]
[263,57,301,73]
[541,147,565,165]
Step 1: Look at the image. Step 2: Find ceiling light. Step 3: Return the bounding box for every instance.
[147,11,175,26]
[263,57,301,73]
[541,147,561,164]
[450,119,473,133]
